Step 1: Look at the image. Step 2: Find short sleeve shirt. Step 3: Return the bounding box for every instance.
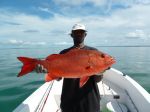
[60,45,100,112]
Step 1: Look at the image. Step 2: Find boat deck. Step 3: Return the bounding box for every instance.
[41,80,128,112]
[13,68,150,112]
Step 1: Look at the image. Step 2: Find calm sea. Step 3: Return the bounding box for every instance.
[0,46,150,112]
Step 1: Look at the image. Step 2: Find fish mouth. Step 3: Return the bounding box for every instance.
[110,57,116,64]
[106,57,116,65]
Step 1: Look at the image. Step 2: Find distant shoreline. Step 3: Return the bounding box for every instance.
[96,45,150,47]
[0,45,150,50]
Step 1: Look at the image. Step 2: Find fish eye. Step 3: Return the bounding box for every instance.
[101,54,105,58]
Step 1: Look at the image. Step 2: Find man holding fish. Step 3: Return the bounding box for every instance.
[35,24,115,112]
[58,24,103,112]
[18,23,115,112]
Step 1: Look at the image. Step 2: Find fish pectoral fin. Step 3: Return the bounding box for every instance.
[79,76,89,87]
[45,73,58,82]
[85,65,93,70]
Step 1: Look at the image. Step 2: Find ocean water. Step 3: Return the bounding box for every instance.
[0,46,150,112]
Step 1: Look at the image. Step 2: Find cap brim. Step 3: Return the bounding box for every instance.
[72,29,87,31]
[68,30,87,35]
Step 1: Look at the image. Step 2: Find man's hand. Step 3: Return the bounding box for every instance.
[35,64,62,81]
[35,64,48,73]
[106,67,111,70]
[94,67,111,82]
[94,75,103,82]
[56,77,62,81]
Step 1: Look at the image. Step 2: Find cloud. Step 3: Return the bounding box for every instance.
[23,30,39,33]
[50,0,111,16]
[2,21,22,25]
[37,6,56,15]
[52,0,129,7]
[6,39,72,47]
[53,41,72,45]
[8,39,46,46]
[126,29,147,39]
[0,2,150,46]
[9,39,23,44]
[38,7,51,13]
[51,0,150,16]
[52,0,87,6]
[137,0,150,4]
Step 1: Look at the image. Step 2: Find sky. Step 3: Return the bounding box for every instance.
[0,0,150,47]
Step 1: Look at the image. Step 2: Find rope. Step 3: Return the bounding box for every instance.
[40,81,54,112]
[102,81,106,95]
[35,81,54,112]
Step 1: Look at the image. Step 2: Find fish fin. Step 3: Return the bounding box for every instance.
[45,73,57,82]
[79,76,90,87]
[17,57,37,77]
[46,54,59,61]
[85,65,93,70]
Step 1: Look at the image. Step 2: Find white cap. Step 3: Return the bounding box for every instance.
[72,23,87,31]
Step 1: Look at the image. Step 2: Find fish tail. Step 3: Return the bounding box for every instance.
[17,57,37,77]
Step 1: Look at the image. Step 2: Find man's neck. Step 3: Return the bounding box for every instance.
[73,43,85,49]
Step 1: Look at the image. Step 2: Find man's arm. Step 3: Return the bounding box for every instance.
[93,75,103,83]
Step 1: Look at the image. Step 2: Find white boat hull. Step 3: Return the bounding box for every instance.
[101,68,150,112]
[13,68,150,112]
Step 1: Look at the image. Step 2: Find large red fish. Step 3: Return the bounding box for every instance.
[17,49,115,87]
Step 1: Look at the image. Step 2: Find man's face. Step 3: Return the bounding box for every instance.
[71,30,86,44]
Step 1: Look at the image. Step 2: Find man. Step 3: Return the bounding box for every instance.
[36,23,103,112]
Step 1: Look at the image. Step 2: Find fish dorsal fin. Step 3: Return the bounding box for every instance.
[45,73,58,82]
[46,54,59,61]
[79,76,89,87]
